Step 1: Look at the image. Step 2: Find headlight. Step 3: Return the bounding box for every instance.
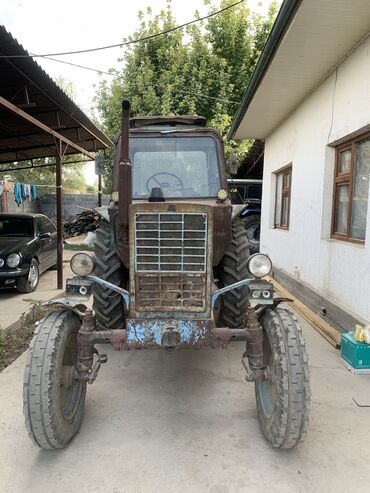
[7,253,21,268]
[0,257,4,268]
[247,253,272,278]
[217,188,228,201]
[70,253,94,277]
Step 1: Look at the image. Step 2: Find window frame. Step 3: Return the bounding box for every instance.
[274,164,292,230]
[331,131,370,244]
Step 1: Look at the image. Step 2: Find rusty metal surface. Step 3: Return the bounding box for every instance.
[213,204,232,265]
[129,202,214,319]
[129,115,207,128]
[135,273,206,312]
[118,101,132,248]
[126,318,214,349]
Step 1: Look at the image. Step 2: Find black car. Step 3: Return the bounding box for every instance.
[0,213,57,293]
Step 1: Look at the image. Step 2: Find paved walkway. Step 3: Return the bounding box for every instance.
[0,311,370,493]
[0,250,76,330]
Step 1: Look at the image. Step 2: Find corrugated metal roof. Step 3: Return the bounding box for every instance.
[0,26,112,165]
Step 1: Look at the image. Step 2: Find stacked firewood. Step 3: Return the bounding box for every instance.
[63,210,100,238]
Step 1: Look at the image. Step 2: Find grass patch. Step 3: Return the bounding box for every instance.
[64,242,94,251]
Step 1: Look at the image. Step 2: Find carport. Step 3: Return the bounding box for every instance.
[0,26,112,288]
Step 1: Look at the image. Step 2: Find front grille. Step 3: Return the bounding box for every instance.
[136,273,206,310]
[135,212,207,272]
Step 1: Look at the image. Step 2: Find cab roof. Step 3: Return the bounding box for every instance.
[130,115,206,128]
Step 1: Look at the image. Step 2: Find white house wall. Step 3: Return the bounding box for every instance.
[261,36,370,322]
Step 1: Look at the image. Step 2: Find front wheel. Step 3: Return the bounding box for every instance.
[17,258,39,293]
[255,308,310,449]
[23,310,86,449]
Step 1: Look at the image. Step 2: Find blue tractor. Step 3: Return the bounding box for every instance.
[228,179,262,254]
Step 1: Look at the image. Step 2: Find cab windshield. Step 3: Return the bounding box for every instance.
[129,135,221,198]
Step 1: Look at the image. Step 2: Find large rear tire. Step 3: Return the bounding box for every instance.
[92,220,126,330]
[217,220,251,329]
[241,214,260,255]
[23,310,86,449]
[255,308,311,449]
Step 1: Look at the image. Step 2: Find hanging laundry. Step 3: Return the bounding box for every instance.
[21,184,27,200]
[4,179,13,193]
[25,184,31,199]
[14,183,22,206]
[30,184,38,200]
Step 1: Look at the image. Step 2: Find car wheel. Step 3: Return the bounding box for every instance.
[17,258,40,293]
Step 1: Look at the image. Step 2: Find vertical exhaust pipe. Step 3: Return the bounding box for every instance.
[119,100,132,246]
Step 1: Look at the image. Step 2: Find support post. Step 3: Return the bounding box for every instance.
[56,142,63,289]
[1,190,8,213]
[98,174,102,207]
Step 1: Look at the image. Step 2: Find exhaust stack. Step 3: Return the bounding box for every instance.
[118,100,132,245]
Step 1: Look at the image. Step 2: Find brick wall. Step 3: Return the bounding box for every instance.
[0,191,40,213]
[0,191,109,219]
[40,193,110,219]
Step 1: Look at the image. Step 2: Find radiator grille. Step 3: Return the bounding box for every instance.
[136,274,206,310]
[135,212,207,272]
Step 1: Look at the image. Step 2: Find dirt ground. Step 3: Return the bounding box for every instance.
[0,305,55,372]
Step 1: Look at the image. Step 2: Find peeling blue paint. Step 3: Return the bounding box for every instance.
[126,319,212,347]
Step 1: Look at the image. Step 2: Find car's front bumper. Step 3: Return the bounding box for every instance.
[0,267,29,287]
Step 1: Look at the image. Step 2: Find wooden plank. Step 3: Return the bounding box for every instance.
[268,277,342,348]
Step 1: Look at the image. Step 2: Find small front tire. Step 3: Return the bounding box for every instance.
[23,310,86,449]
[255,308,310,449]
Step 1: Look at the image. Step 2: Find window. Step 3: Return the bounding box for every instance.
[129,136,221,199]
[274,166,292,229]
[332,133,370,243]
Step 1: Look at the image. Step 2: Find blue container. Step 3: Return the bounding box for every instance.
[341,332,370,371]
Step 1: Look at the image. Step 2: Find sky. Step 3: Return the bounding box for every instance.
[0,0,271,185]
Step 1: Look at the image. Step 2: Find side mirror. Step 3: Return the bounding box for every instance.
[226,154,238,175]
[39,232,51,239]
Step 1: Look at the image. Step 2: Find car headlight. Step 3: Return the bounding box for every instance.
[217,188,228,201]
[0,257,4,268]
[70,253,95,277]
[247,253,272,278]
[7,253,21,268]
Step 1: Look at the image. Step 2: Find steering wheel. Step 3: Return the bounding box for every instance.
[146,172,184,194]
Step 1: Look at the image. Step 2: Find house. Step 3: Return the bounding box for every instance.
[229,0,370,329]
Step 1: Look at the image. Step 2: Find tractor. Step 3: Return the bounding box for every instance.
[23,101,310,450]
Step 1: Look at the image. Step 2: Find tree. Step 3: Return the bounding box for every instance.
[95,0,278,192]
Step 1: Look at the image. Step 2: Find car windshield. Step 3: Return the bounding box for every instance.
[0,217,34,237]
[130,136,221,198]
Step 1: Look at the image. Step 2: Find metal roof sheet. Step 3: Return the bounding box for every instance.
[0,26,112,165]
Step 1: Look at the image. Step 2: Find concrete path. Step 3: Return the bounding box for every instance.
[0,250,75,329]
[0,313,370,493]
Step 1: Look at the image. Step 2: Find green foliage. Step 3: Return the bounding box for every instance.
[95,0,278,192]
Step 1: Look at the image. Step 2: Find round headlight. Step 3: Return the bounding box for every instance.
[217,188,228,201]
[70,253,94,277]
[247,253,272,278]
[0,257,4,268]
[7,253,21,268]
